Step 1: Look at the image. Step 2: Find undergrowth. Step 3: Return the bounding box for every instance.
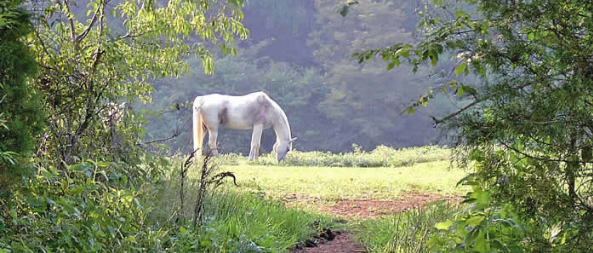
[0,154,341,252]
[152,154,343,252]
[354,201,459,253]
[217,145,451,167]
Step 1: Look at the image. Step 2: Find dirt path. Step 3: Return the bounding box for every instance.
[290,192,461,253]
[292,232,365,253]
[286,192,461,219]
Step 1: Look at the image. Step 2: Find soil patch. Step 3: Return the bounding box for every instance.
[286,192,461,219]
[291,232,365,253]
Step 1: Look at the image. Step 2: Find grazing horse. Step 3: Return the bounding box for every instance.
[192,91,297,161]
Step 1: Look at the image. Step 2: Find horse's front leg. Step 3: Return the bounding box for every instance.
[249,124,263,161]
[208,129,219,156]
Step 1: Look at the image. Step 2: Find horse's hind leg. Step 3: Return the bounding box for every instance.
[249,124,263,161]
[207,128,219,156]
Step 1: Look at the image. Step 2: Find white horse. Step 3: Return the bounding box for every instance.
[192,91,297,161]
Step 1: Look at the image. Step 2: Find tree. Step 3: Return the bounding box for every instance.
[355,0,593,251]
[30,0,247,169]
[0,0,45,195]
[241,0,317,66]
[309,0,456,149]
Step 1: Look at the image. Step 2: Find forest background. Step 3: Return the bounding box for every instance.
[140,0,461,154]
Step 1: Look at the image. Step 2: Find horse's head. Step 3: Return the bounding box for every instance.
[274,137,297,161]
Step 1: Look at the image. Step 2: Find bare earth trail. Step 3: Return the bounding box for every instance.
[292,232,365,253]
[290,192,461,253]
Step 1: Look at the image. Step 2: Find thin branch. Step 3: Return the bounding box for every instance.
[111,30,153,42]
[33,29,52,57]
[500,141,593,164]
[62,0,77,44]
[75,6,100,43]
[142,133,180,145]
[433,99,480,125]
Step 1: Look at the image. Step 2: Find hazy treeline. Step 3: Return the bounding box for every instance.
[142,0,460,154]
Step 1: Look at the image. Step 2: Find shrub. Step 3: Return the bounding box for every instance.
[1,153,340,252]
[216,145,451,168]
[0,160,171,252]
[427,182,528,253]
[0,0,45,195]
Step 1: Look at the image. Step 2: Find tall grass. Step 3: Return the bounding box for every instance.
[147,156,343,252]
[354,201,459,253]
[217,145,451,167]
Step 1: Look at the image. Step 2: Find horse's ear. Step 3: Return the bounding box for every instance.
[290,137,297,143]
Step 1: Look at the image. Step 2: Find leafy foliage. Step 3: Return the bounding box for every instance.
[31,0,248,169]
[0,154,340,252]
[0,156,169,252]
[309,0,457,149]
[428,183,527,252]
[355,0,593,251]
[0,0,45,195]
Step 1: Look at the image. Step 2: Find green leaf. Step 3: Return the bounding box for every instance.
[430,53,438,67]
[339,6,349,17]
[436,219,454,230]
[474,230,488,253]
[395,47,410,58]
[406,107,416,115]
[387,58,399,70]
[455,62,468,76]
[466,215,485,226]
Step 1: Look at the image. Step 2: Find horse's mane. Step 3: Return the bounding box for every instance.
[264,93,292,140]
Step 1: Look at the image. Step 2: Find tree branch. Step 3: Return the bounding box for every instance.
[141,133,180,145]
[62,0,77,45]
[433,99,480,125]
[75,6,100,43]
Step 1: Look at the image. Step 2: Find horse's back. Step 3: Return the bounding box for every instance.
[224,92,274,129]
[194,92,274,130]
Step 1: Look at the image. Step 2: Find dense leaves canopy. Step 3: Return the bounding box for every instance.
[356,0,593,251]
[30,0,247,168]
[0,0,44,194]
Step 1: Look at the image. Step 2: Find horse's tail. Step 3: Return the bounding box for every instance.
[193,97,205,158]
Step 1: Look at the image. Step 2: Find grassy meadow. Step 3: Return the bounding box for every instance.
[227,161,466,202]
[159,146,471,252]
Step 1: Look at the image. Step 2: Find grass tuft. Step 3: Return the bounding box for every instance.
[353,201,459,253]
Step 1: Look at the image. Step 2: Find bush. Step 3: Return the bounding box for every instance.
[1,154,341,252]
[427,182,528,253]
[216,145,451,167]
[0,159,170,252]
[0,0,45,195]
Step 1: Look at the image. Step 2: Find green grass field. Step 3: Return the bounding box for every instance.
[222,161,468,202]
[166,146,471,252]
